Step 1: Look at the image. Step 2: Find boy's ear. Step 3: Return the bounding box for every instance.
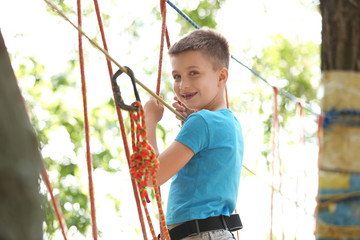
[218,67,228,86]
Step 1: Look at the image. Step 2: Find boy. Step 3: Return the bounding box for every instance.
[144,29,244,240]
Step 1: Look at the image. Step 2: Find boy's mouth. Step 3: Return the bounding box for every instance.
[182,92,197,100]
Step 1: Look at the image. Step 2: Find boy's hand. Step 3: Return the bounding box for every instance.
[172,96,194,120]
[144,96,164,124]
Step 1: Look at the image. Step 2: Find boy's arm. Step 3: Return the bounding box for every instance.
[146,117,160,156]
[144,97,164,156]
[156,141,194,185]
[144,97,194,186]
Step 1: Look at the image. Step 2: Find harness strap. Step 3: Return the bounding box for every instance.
[168,214,242,240]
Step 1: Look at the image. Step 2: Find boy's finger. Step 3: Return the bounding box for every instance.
[173,103,185,112]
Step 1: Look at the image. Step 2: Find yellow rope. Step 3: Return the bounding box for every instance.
[44,0,186,122]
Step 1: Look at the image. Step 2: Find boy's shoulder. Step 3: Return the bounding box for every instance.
[189,108,234,119]
[185,109,237,128]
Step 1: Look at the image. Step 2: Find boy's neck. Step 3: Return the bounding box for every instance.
[197,101,227,112]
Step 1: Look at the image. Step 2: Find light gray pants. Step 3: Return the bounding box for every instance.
[179,229,236,240]
[168,223,236,240]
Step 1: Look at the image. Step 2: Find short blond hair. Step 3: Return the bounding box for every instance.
[168,29,230,70]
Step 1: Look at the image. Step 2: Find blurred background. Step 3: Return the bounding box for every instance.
[0,0,322,239]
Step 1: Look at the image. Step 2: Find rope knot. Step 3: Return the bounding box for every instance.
[127,101,170,239]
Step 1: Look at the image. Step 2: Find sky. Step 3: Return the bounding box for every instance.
[0,0,322,239]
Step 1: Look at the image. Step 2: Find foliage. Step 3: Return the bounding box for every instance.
[14,50,128,238]
[175,0,226,34]
[14,0,180,238]
[253,34,319,104]
[10,0,321,239]
[250,34,320,168]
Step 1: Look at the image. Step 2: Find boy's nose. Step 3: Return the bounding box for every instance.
[179,79,190,90]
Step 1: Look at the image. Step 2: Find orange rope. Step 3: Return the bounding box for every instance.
[295,102,305,239]
[91,1,148,239]
[297,102,305,144]
[161,0,171,50]
[270,87,280,240]
[77,1,98,239]
[156,2,171,238]
[41,160,68,240]
[156,0,170,95]
[129,102,170,240]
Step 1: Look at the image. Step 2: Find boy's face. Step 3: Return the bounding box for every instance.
[170,50,227,111]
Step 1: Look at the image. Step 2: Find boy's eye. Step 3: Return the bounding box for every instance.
[189,71,199,76]
[173,74,181,80]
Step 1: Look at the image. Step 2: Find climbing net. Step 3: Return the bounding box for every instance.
[32,0,326,239]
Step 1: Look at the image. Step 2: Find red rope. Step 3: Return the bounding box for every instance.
[165,28,171,49]
[295,101,305,239]
[91,1,148,239]
[160,0,171,50]
[129,102,170,240]
[77,1,98,239]
[270,86,280,240]
[156,2,171,238]
[41,160,68,240]
[297,102,305,144]
[156,0,169,95]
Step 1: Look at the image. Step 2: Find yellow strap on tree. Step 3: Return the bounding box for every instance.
[317,221,360,239]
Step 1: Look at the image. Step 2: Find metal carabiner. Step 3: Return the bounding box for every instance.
[112,66,141,111]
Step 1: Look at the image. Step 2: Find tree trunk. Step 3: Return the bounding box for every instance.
[321,0,360,71]
[0,31,43,239]
[318,0,360,239]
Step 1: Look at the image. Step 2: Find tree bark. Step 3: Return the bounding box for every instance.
[0,31,43,240]
[318,0,360,239]
[321,0,360,71]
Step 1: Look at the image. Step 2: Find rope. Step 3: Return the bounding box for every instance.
[165,0,320,116]
[44,0,185,123]
[156,1,171,239]
[166,0,200,29]
[43,1,321,236]
[41,160,68,240]
[42,1,186,238]
[77,1,98,239]
[163,3,307,216]
[92,0,113,81]
[129,102,170,240]
[91,0,148,238]
[156,0,170,95]
[295,102,305,238]
[166,1,323,232]
[297,102,305,144]
[270,87,279,240]
[323,108,360,129]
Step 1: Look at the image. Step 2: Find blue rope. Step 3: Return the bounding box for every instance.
[166,0,320,116]
[166,0,200,29]
[323,108,360,129]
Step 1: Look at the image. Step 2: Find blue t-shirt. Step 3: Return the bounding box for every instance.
[166,109,244,225]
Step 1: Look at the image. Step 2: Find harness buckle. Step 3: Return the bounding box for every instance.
[188,220,201,237]
[221,215,229,231]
